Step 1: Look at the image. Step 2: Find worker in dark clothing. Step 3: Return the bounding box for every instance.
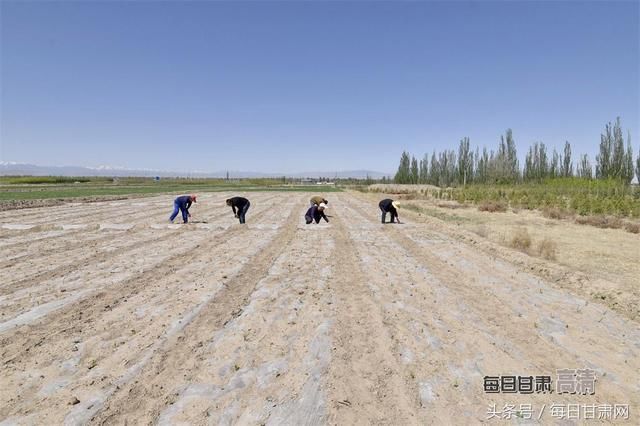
[379,199,401,224]
[226,197,251,224]
[169,194,197,224]
[305,202,329,224]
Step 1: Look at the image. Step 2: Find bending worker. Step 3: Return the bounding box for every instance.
[226,196,251,224]
[305,202,329,224]
[379,199,401,224]
[310,195,328,206]
[169,194,197,224]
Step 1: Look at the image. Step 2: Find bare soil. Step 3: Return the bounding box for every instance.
[390,194,640,322]
[0,192,638,424]
[0,195,145,212]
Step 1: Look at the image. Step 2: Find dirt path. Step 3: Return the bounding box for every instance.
[0,191,637,425]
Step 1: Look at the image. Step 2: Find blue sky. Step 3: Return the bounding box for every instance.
[1,0,638,174]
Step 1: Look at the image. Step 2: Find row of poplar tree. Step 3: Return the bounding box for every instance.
[394,118,639,186]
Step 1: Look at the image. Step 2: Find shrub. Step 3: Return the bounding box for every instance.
[624,222,640,234]
[510,228,532,252]
[454,179,639,218]
[478,201,508,213]
[575,215,623,229]
[543,207,570,220]
[536,238,558,260]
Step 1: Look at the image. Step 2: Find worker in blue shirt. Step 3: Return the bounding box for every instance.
[169,194,197,223]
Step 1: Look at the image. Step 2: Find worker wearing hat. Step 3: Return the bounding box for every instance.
[169,194,197,224]
[226,196,251,224]
[310,195,328,207]
[305,202,329,224]
[379,199,401,224]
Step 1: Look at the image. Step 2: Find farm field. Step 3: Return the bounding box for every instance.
[358,190,640,322]
[0,177,340,210]
[0,191,638,424]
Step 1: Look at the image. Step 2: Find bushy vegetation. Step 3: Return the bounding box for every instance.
[536,238,558,260]
[510,228,532,252]
[508,230,557,261]
[389,118,640,218]
[625,222,640,234]
[377,178,639,218]
[477,201,508,213]
[452,178,640,217]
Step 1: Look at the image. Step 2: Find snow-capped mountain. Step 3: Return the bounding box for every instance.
[0,162,389,179]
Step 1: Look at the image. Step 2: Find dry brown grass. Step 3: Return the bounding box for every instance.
[536,238,558,260]
[624,222,640,234]
[396,194,420,200]
[436,202,468,209]
[543,207,571,220]
[575,215,623,229]
[478,201,508,213]
[367,184,439,195]
[472,224,489,238]
[402,203,422,213]
[510,228,532,252]
[573,215,640,234]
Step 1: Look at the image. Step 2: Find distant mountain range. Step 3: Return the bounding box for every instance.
[0,162,390,179]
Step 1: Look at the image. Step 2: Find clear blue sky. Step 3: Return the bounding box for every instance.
[1,0,638,174]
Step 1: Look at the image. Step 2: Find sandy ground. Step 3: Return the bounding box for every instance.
[386,195,640,322]
[0,191,638,425]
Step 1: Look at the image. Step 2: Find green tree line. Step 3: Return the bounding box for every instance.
[394,118,639,186]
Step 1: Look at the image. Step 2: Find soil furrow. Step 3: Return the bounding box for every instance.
[0,194,277,295]
[0,203,298,423]
[342,194,640,420]
[86,196,304,424]
[325,209,419,425]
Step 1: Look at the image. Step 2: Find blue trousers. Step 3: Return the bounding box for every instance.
[170,202,188,223]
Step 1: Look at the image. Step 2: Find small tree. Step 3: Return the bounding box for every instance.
[524,142,548,181]
[596,121,613,178]
[476,147,489,183]
[596,118,627,179]
[562,141,573,177]
[457,137,473,186]
[550,148,560,179]
[636,148,640,183]
[438,150,457,187]
[410,156,419,184]
[611,118,625,179]
[505,129,519,181]
[394,151,411,183]
[429,151,439,186]
[419,154,429,184]
[622,132,633,184]
[577,154,592,179]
